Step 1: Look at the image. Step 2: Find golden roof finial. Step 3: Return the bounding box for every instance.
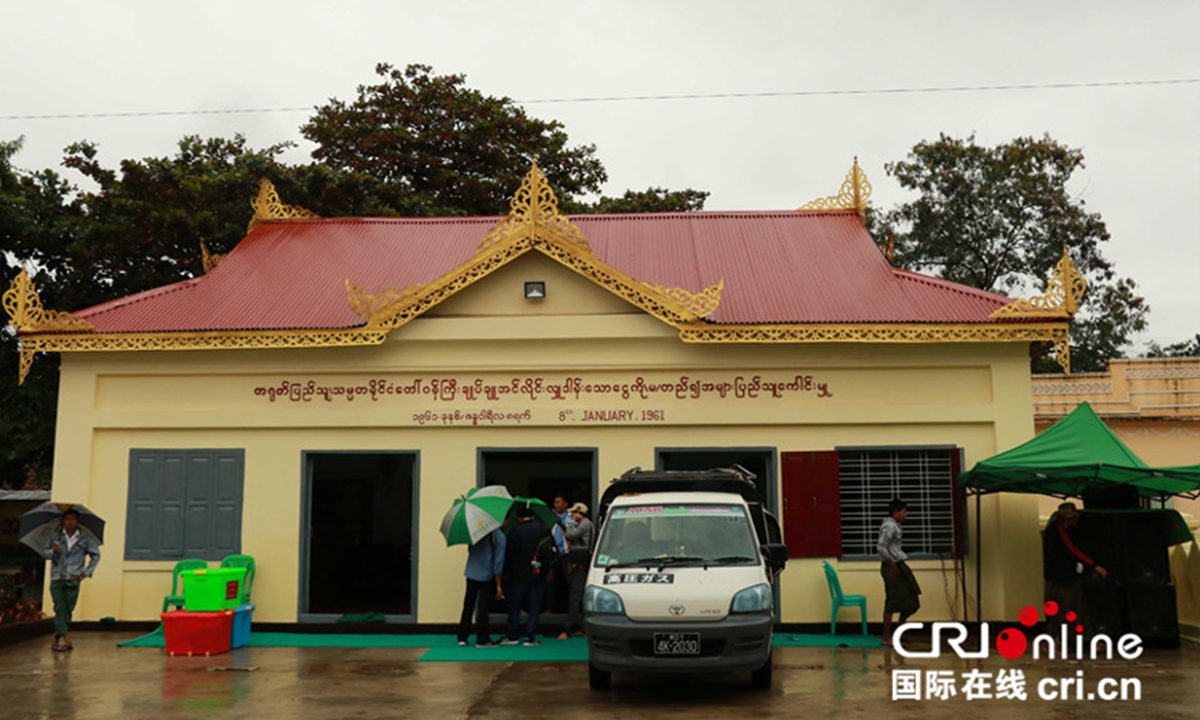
[990,246,1087,319]
[798,157,873,216]
[248,178,320,232]
[478,160,590,252]
[200,239,225,274]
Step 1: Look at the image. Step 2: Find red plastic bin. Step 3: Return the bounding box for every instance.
[161,609,234,656]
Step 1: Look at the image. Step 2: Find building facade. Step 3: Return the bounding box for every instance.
[9,165,1075,626]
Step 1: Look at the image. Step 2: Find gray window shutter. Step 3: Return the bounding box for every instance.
[126,448,244,561]
[126,451,161,559]
[211,451,245,558]
[184,453,214,558]
[158,452,187,558]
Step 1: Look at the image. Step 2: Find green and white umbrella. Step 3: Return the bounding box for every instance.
[440,485,515,547]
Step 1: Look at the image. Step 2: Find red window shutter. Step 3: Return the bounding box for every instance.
[951,449,966,559]
[781,451,841,558]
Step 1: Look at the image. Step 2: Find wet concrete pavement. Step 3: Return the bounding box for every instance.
[2,632,1198,719]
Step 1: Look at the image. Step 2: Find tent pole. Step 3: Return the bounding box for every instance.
[975,492,982,629]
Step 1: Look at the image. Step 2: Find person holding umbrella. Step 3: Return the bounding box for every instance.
[43,507,101,651]
[440,486,514,648]
[457,526,506,648]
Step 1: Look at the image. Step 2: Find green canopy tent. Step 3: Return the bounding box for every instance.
[960,402,1200,499]
[956,402,1200,623]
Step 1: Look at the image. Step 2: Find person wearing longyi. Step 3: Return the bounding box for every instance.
[879,499,920,646]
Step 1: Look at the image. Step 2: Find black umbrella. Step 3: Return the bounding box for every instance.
[19,502,106,552]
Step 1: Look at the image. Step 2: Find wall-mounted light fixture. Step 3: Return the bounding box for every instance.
[524,281,546,299]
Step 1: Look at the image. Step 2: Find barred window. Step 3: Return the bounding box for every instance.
[838,447,961,558]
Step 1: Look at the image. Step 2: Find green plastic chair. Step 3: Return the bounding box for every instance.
[162,558,208,613]
[823,561,868,635]
[220,554,256,604]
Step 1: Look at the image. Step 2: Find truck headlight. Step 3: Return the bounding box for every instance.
[584,586,625,615]
[730,584,773,613]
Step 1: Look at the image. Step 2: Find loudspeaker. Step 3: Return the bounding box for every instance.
[1074,513,1122,575]
[1074,512,1171,584]
[1082,484,1140,510]
[1082,581,1125,636]
[1125,584,1179,645]
[1120,513,1171,585]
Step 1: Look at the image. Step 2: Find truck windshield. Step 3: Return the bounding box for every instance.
[594,504,759,567]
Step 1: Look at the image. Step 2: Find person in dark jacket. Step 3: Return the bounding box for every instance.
[43,507,100,652]
[502,505,550,646]
[1043,502,1106,629]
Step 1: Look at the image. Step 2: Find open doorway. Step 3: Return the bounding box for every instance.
[301,452,417,621]
[478,448,595,615]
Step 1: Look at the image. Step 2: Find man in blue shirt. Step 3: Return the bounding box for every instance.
[457,527,506,647]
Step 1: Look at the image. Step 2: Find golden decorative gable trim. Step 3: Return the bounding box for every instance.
[798,157,872,216]
[200,239,225,273]
[3,266,96,334]
[642,279,724,318]
[4,265,98,384]
[990,246,1087,319]
[346,280,427,322]
[19,328,389,384]
[345,162,711,331]
[247,178,320,232]
[478,160,590,252]
[679,321,1073,372]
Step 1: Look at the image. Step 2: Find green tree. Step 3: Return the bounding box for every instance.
[0,138,80,488]
[51,134,418,310]
[302,63,608,216]
[302,63,708,215]
[878,133,1148,372]
[577,187,709,214]
[1145,334,1200,358]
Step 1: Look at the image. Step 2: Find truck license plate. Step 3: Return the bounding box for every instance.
[653,632,700,656]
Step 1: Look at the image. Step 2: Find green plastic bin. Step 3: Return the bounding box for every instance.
[182,567,247,612]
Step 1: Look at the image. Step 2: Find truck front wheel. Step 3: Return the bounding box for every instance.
[750,652,773,689]
[588,662,612,690]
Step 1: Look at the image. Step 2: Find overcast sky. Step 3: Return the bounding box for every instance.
[2,0,1196,350]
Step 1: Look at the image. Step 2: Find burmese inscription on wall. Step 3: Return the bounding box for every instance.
[250,372,832,426]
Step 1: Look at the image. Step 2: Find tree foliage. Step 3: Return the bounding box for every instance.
[877,133,1148,372]
[302,63,610,216]
[1145,334,1200,358]
[0,138,74,488]
[577,186,710,214]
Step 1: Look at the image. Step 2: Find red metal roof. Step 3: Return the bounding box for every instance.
[74,210,1013,332]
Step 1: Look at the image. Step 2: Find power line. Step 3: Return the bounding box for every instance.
[2,78,1196,121]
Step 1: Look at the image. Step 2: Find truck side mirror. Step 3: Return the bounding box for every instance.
[568,546,593,566]
[762,543,788,572]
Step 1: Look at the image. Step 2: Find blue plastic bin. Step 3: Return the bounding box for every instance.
[231,603,255,649]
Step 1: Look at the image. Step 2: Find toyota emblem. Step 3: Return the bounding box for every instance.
[669,604,686,616]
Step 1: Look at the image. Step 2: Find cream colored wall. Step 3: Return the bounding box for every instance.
[51,252,1041,625]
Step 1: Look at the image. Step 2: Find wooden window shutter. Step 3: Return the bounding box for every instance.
[781,451,841,558]
[952,448,966,559]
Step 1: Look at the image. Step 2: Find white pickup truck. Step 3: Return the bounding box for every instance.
[573,467,787,690]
